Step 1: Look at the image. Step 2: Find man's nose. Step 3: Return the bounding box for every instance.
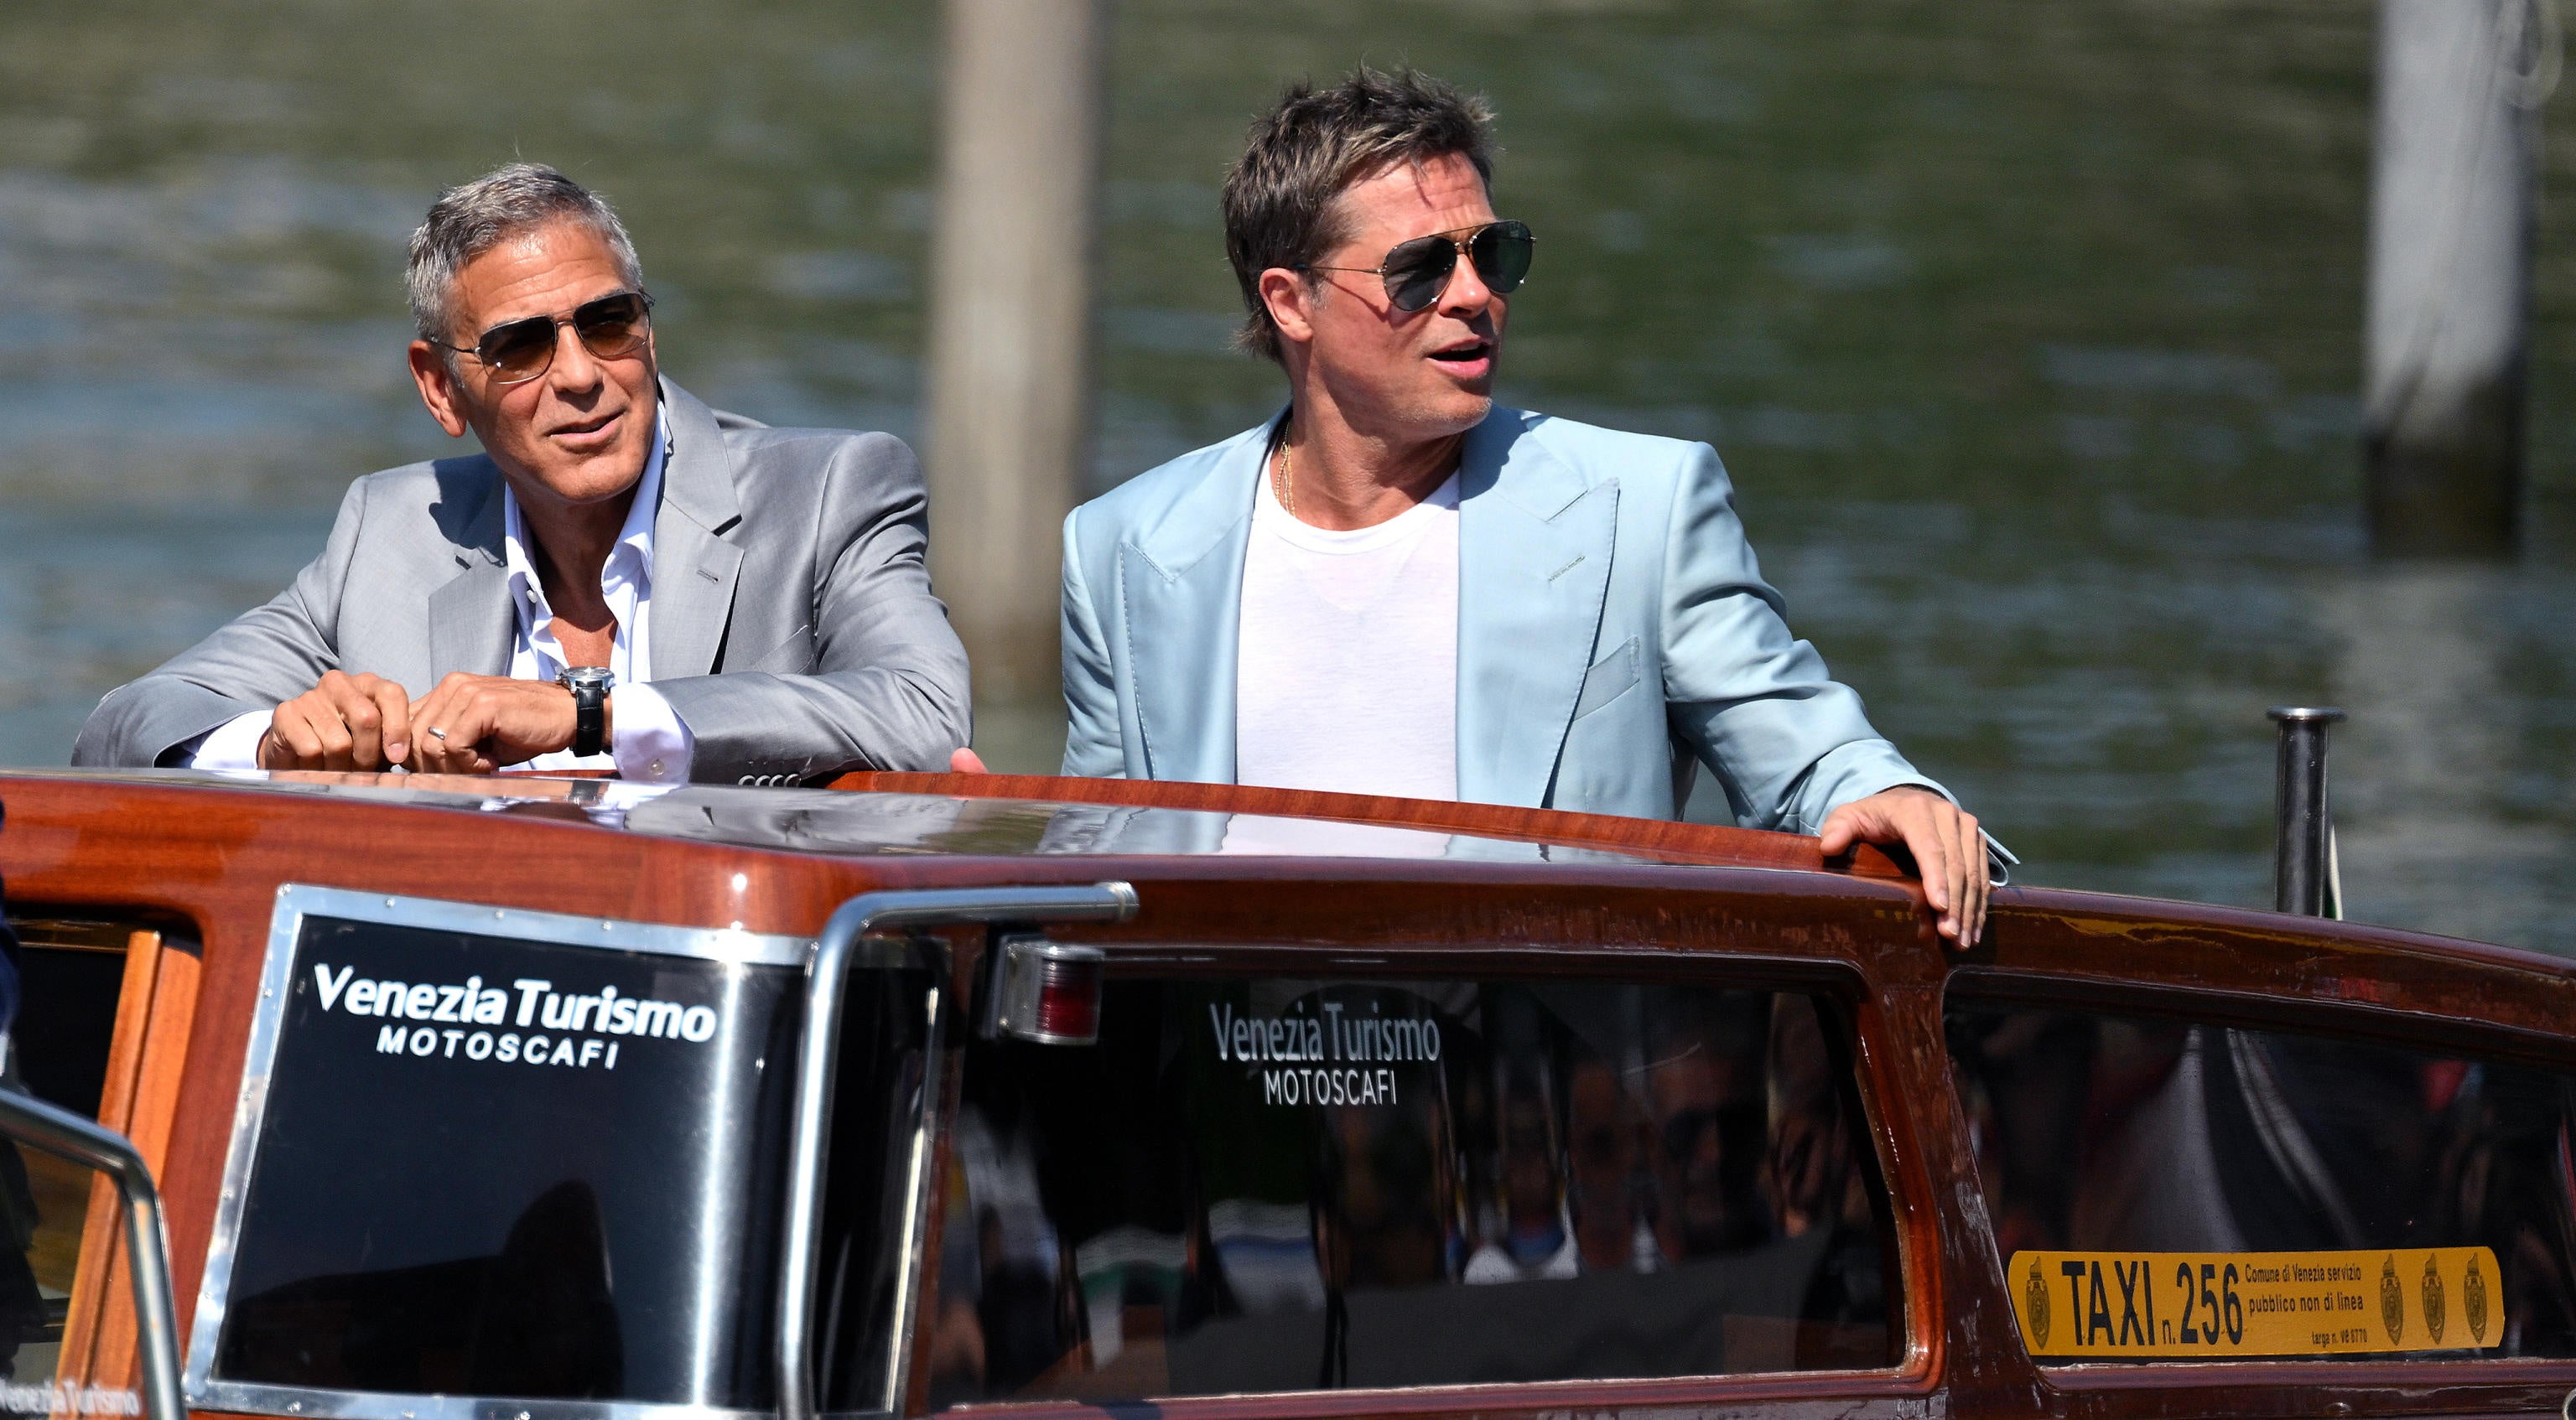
[1437,246,1495,316]
[548,319,604,392]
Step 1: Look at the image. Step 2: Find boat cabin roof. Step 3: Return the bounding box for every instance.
[8,767,2576,1420]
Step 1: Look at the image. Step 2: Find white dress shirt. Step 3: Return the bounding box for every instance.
[187,407,693,781]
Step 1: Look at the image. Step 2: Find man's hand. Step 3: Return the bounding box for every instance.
[949,747,989,774]
[1818,786,1990,949]
[259,671,413,771]
[405,673,584,775]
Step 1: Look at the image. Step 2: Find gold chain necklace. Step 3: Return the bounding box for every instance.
[1271,438,1296,517]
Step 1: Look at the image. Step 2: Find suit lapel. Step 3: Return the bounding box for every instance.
[648,379,745,678]
[1456,411,1618,807]
[1124,416,1274,783]
[426,466,513,682]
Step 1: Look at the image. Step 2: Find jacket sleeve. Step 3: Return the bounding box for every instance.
[648,433,972,781]
[70,476,367,768]
[1658,442,1947,833]
[1058,505,1125,778]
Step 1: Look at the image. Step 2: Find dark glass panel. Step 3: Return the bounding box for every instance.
[1,935,132,1383]
[1948,999,2576,1361]
[929,977,1898,1407]
[208,915,931,1410]
[811,961,939,1413]
[13,944,123,1119]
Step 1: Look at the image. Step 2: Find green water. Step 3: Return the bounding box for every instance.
[2,0,2570,946]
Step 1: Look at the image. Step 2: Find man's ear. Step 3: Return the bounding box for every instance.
[407,340,474,438]
[1257,267,1319,350]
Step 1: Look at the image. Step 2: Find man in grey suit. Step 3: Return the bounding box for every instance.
[73,163,969,785]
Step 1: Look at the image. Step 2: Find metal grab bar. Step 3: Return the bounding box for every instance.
[776,883,1139,1420]
[2268,707,2345,916]
[0,1086,183,1420]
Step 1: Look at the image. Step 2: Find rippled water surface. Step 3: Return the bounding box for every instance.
[3,0,2571,947]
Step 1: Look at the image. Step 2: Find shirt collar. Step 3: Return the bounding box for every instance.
[502,402,670,621]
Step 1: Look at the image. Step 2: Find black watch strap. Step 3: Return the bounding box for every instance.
[559,667,613,758]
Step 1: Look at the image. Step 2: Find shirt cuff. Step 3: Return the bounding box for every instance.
[183,709,275,770]
[611,682,693,783]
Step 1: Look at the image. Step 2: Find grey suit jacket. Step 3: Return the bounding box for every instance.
[72,378,971,783]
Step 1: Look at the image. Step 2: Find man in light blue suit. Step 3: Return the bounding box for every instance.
[1057,69,1994,945]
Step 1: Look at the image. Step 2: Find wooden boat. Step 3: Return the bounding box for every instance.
[2,766,2572,1420]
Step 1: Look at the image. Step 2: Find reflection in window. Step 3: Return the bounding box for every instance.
[1948,1002,2576,1360]
[930,979,1898,1406]
[0,1112,138,1409]
[2,931,129,1395]
[0,1129,67,1380]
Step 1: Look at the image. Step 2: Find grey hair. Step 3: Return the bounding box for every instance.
[406,163,644,346]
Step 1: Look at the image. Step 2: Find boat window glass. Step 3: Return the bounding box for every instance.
[9,920,133,1122]
[929,977,1898,1407]
[1947,998,2576,1364]
[1,918,140,1399]
[1,917,137,1391]
[0,1143,144,1417]
[199,906,935,1413]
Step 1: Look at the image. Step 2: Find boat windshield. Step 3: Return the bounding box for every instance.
[191,893,935,1418]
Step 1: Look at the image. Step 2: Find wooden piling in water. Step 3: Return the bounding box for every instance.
[922,0,1109,703]
[2364,0,2553,559]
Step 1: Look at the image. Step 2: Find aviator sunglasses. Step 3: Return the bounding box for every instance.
[1296,220,1536,313]
[439,290,655,385]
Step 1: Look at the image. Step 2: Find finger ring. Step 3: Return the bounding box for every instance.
[428,727,447,740]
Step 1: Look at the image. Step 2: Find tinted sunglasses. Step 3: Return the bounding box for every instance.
[1298,219,1535,314]
[439,290,654,385]
[1297,220,1535,313]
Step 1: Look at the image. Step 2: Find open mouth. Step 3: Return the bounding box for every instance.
[1428,339,1493,367]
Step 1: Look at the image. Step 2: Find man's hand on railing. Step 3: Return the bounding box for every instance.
[1819,785,1988,950]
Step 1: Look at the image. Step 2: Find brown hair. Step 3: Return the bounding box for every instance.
[1222,67,1497,364]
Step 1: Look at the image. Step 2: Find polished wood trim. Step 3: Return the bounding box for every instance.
[97,940,201,1397]
[54,930,162,1402]
[828,772,1911,878]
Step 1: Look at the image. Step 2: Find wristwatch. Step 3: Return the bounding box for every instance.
[556,666,615,758]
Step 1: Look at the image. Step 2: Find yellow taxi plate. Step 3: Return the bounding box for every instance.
[2009,1248,2503,1357]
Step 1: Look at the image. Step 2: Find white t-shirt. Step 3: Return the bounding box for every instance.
[1233,461,1460,801]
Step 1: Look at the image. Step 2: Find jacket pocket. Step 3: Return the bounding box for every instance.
[1571,635,1641,720]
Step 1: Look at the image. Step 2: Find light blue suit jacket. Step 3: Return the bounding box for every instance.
[1060,405,1944,831]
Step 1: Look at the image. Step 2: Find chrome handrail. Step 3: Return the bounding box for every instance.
[0,1086,183,1420]
[776,883,1139,1420]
